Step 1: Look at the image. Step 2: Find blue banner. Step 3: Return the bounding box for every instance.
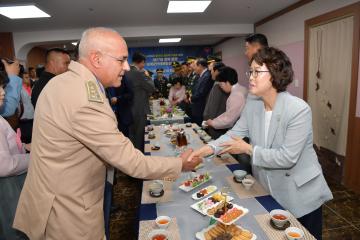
[128,46,212,77]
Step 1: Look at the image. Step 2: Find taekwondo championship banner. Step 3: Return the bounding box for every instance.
[128,46,212,77]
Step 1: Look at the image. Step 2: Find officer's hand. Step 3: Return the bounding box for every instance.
[2,59,20,76]
[110,97,117,105]
[25,143,31,152]
[180,148,203,172]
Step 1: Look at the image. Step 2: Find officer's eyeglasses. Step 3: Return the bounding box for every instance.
[245,70,270,79]
[101,52,128,65]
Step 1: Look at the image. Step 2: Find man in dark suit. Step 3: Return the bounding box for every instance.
[203,61,229,139]
[128,52,155,152]
[31,48,70,108]
[190,58,213,126]
[108,75,134,137]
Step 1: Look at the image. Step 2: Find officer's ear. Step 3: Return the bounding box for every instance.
[89,51,102,69]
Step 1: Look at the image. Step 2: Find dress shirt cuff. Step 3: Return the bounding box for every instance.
[252,145,258,165]
[207,143,219,156]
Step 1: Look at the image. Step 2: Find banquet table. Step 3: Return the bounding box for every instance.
[138,123,315,240]
[147,99,189,125]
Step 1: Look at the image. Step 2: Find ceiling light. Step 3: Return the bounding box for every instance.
[159,38,182,43]
[71,42,78,46]
[0,5,50,19]
[167,1,212,13]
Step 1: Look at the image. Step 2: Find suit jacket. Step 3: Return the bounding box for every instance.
[203,83,229,121]
[108,75,134,126]
[210,92,333,218]
[13,61,182,240]
[191,70,213,119]
[31,71,55,108]
[127,66,155,118]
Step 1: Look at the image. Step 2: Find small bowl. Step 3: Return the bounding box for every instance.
[219,153,230,160]
[185,123,192,127]
[149,180,164,196]
[148,229,170,240]
[242,178,255,190]
[203,136,212,142]
[155,216,171,229]
[148,132,156,139]
[270,209,290,228]
[233,170,247,181]
[285,227,304,240]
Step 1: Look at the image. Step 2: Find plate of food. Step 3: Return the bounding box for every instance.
[179,172,212,192]
[195,222,256,240]
[206,203,249,225]
[192,185,218,200]
[191,192,234,215]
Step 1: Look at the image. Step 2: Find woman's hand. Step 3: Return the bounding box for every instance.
[219,136,252,155]
[187,145,214,163]
[206,119,214,127]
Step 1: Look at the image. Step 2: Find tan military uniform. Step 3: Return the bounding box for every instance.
[13,61,182,240]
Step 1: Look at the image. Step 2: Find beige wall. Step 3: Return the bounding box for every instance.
[214,37,249,88]
[27,47,46,69]
[256,0,358,46]
[255,0,359,100]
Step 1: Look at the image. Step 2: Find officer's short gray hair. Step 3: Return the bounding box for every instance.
[78,27,118,59]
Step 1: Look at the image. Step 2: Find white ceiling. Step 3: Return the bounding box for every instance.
[0,0,299,48]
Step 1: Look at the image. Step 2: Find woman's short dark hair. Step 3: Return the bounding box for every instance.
[216,66,238,85]
[252,47,293,92]
[0,71,9,87]
[213,62,225,71]
[132,52,146,63]
[172,76,183,86]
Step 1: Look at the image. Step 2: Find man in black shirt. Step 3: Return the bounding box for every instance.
[31,48,70,108]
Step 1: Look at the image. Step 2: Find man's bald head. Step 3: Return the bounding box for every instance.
[78,27,127,59]
[78,27,130,88]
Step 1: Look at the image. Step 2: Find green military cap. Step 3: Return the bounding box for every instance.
[207,55,222,64]
[186,56,196,64]
[147,70,154,77]
[171,61,180,67]
[156,68,164,73]
[171,61,182,71]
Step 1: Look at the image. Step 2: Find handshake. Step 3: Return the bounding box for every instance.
[179,148,203,172]
[179,146,215,172]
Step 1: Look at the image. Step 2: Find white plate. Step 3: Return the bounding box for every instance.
[195,224,257,240]
[179,175,212,192]
[191,185,218,200]
[190,193,234,215]
[206,204,249,225]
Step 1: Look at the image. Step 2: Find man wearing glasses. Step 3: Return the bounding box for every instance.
[13,27,201,240]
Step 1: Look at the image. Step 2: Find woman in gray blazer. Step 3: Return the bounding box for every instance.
[190,47,332,239]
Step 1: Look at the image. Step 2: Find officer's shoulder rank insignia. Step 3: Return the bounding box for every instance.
[86,81,104,103]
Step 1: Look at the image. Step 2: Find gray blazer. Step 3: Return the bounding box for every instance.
[210,92,333,218]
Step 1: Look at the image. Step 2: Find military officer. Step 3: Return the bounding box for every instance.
[154,68,169,98]
[13,27,201,240]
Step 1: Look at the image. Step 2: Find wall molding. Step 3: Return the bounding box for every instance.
[255,0,314,27]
